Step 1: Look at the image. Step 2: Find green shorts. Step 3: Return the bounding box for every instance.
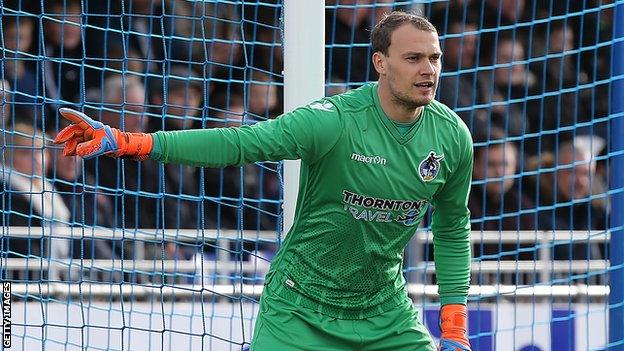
[251,284,436,350]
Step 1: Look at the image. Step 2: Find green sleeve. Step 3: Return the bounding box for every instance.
[149,101,343,167]
[431,123,473,306]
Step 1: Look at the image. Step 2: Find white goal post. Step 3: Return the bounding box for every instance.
[282,0,325,233]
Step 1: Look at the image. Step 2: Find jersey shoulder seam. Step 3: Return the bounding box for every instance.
[325,85,377,116]
[427,100,462,129]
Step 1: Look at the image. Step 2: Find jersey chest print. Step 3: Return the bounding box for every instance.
[342,190,428,226]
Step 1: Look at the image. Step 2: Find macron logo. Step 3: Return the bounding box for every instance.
[351,153,387,166]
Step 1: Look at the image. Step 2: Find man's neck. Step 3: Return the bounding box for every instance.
[376,81,424,123]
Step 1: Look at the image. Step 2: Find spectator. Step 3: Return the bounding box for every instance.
[99,76,148,132]
[83,44,146,104]
[530,20,588,92]
[325,0,382,87]
[42,0,98,110]
[85,0,187,78]
[174,0,242,76]
[81,76,164,268]
[429,1,474,29]
[210,89,245,128]
[477,34,534,138]
[479,0,527,29]
[103,44,145,77]
[578,0,612,141]
[439,17,478,74]
[244,71,281,229]
[121,0,164,73]
[84,76,160,233]
[148,65,205,131]
[247,70,280,121]
[48,141,116,260]
[527,20,594,155]
[147,66,206,230]
[579,0,612,84]
[198,145,246,230]
[246,1,283,75]
[475,0,528,43]
[531,141,606,259]
[203,88,280,231]
[436,15,480,129]
[1,15,40,120]
[470,129,535,232]
[0,123,70,280]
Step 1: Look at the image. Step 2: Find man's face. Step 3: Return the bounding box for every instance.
[474,144,517,197]
[11,138,46,178]
[557,149,593,201]
[443,23,477,69]
[488,0,525,22]
[121,88,147,132]
[248,82,278,116]
[376,25,442,109]
[549,26,574,54]
[494,40,526,83]
[164,89,202,129]
[215,102,245,127]
[3,21,34,53]
[102,88,146,132]
[166,89,201,117]
[45,5,82,50]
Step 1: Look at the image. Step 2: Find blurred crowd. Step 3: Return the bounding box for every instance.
[0,0,614,282]
[428,0,612,262]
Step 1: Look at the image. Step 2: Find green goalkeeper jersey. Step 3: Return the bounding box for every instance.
[150,82,473,319]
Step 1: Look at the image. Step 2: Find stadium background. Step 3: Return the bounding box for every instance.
[0,0,621,350]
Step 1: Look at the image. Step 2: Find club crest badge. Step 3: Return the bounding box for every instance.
[418,151,444,182]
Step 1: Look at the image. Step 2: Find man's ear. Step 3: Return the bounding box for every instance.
[372,51,386,75]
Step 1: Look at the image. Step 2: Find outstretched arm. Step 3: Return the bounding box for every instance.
[54,103,343,167]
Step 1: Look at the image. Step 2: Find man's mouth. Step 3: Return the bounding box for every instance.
[414,81,434,88]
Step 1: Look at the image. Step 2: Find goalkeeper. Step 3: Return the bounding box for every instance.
[54,12,472,351]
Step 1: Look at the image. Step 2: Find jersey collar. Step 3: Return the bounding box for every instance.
[371,82,426,144]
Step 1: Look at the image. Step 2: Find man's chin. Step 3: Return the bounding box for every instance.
[413,96,434,107]
[393,91,434,109]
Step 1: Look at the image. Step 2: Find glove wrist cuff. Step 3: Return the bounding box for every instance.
[440,304,470,348]
[113,130,153,159]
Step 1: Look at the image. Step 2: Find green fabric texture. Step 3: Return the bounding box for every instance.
[251,274,437,350]
[149,133,162,158]
[150,82,473,315]
[391,119,418,136]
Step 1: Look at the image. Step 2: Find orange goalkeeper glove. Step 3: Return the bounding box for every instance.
[54,107,153,160]
[439,304,471,351]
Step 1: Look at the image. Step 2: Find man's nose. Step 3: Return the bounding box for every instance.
[420,60,436,75]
